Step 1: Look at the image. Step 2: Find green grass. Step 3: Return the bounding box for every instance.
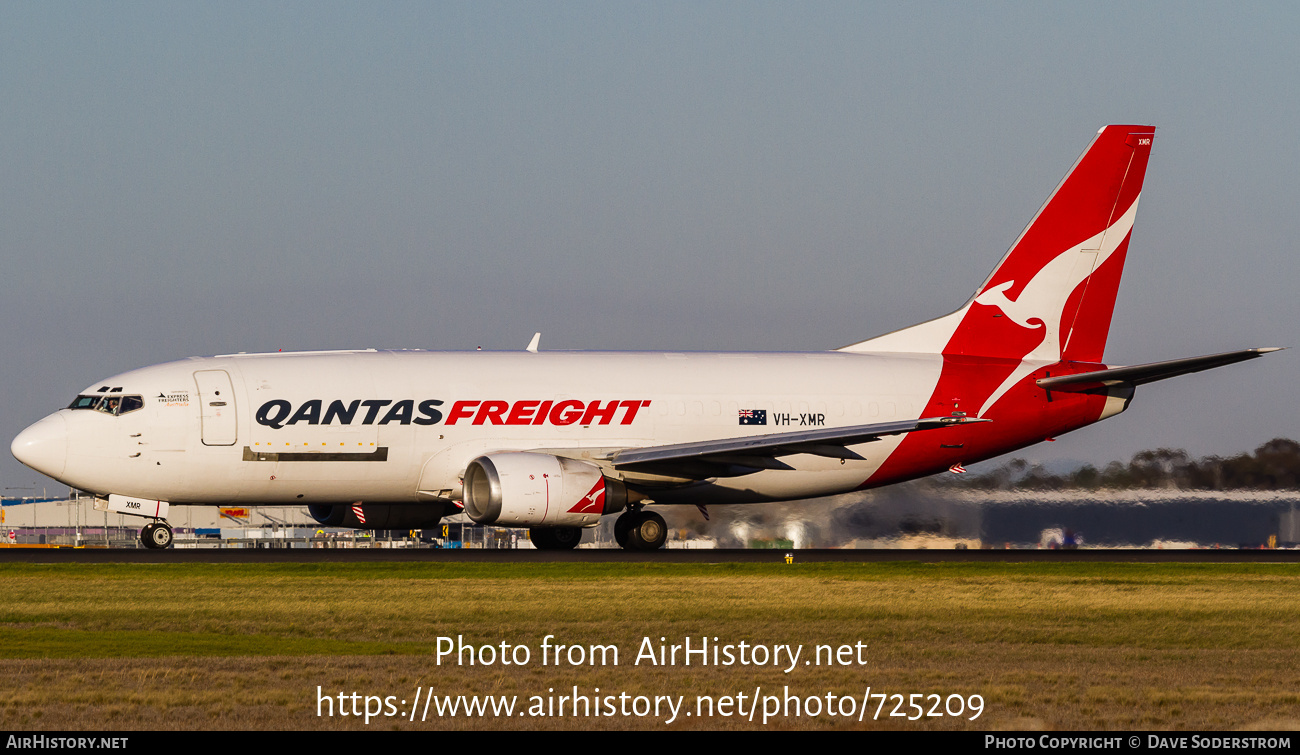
[0,562,1297,730]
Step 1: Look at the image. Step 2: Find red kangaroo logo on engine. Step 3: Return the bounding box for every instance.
[567,478,607,514]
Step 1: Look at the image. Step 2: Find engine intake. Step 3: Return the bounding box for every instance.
[462,452,626,527]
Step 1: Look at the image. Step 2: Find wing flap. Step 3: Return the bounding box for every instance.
[610,415,988,472]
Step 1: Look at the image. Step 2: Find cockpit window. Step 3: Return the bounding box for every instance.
[68,394,144,415]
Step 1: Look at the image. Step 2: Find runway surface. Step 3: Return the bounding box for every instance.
[1,547,1298,564]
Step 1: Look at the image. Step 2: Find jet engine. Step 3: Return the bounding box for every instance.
[462,452,627,527]
[307,502,451,530]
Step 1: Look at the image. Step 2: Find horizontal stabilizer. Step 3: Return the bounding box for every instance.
[610,415,988,473]
[1036,348,1283,392]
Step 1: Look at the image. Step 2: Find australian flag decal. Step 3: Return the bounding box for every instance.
[738,409,767,425]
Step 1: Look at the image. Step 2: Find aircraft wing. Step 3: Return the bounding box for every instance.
[607,415,988,477]
[1036,348,1283,393]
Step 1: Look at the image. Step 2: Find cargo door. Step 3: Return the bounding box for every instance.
[194,370,238,446]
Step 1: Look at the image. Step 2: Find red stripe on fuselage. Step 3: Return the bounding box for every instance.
[862,357,1112,488]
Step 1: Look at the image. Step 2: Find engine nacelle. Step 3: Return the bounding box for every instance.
[462,452,627,527]
[307,502,450,530]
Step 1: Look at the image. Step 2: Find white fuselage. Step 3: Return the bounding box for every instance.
[31,348,954,508]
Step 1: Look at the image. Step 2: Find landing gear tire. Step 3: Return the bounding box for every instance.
[618,510,667,551]
[614,514,633,549]
[530,526,583,550]
[140,522,173,550]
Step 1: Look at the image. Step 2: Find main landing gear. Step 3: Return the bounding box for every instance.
[526,507,668,551]
[529,526,583,550]
[615,507,667,551]
[140,520,174,549]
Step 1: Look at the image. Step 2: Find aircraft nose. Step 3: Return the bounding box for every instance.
[11,414,68,479]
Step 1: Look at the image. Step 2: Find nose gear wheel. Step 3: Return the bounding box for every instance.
[140,521,173,549]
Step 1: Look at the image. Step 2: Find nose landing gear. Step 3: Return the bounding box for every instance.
[94,496,174,549]
[140,521,173,549]
[615,507,667,551]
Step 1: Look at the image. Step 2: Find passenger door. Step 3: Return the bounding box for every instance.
[194,370,238,446]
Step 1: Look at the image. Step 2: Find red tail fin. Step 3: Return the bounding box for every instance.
[843,125,1155,362]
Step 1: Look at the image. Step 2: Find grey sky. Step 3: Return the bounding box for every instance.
[2,1,1296,491]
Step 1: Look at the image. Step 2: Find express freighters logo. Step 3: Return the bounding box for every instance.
[254,399,652,429]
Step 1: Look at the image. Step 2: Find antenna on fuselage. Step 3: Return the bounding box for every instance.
[526,332,541,353]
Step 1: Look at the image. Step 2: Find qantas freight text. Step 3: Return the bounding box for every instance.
[254,399,653,429]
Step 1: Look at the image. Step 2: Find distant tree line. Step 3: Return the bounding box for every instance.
[958,438,1300,491]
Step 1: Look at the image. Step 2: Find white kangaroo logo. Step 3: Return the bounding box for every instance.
[571,484,605,512]
[973,281,1045,331]
[974,198,1140,416]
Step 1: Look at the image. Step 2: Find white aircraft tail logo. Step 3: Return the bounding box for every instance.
[973,197,1140,415]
